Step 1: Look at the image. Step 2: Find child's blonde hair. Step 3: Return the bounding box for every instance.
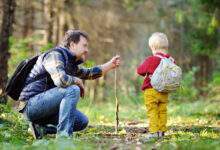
[148,32,169,51]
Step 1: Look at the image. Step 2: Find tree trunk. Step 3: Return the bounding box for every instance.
[0,0,16,104]
[103,75,108,101]
[93,79,99,102]
[44,0,54,43]
[55,14,60,45]
[59,0,68,41]
[54,0,66,45]
[195,55,213,91]
[22,0,34,37]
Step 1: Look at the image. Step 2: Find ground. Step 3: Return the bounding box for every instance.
[0,98,220,150]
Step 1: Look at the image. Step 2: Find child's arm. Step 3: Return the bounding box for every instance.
[137,58,150,76]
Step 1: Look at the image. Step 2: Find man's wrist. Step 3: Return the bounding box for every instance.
[72,76,79,85]
[100,61,113,75]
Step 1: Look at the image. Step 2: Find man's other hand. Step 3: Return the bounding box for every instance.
[74,77,85,97]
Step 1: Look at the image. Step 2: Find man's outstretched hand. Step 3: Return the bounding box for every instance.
[74,55,121,97]
[101,55,121,75]
[110,55,121,69]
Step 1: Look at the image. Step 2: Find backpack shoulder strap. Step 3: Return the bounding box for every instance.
[154,54,166,59]
[31,47,68,83]
[168,56,175,63]
[154,54,175,63]
[44,47,68,66]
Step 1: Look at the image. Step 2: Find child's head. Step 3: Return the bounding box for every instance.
[148,32,169,54]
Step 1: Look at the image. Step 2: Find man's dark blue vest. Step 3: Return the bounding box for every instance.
[19,47,83,101]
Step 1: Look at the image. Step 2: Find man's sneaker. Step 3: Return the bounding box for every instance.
[43,124,57,134]
[28,122,43,139]
[158,131,165,138]
[139,132,158,143]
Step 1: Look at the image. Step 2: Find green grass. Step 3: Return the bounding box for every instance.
[0,97,220,150]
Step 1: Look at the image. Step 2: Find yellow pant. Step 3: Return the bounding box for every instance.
[144,88,168,133]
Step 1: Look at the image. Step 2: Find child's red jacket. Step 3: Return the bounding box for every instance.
[137,52,173,91]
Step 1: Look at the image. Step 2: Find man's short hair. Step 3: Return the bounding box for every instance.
[148,32,169,50]
[60,29,89,48]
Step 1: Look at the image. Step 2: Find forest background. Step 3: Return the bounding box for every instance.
[0,0,220,149]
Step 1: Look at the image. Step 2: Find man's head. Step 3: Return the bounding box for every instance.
[61,29,89,62]
[148,32,169,54]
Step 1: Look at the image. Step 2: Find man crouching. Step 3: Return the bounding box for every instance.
[19,29,120,139]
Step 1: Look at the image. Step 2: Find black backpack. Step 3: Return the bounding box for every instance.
[5,55,39,100]
[5,48,65,101]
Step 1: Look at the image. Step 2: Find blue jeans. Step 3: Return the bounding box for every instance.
[23,85,88,137]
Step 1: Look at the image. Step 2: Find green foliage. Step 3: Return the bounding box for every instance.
[122,0,146,11]
[8,37,33,77]
[175,10,185,24]
[0,104,32,146]
[178,0,219,57]
[82,60,95,68]
[212,72,220,85]
[189,25,216,56]
[170,67,199,101]
[186,27,218,57]
[200,0,220,9]
[169,100,220,119]
[40,42,54,53]
[172,0,220,86]
[157,136,220,150]
[74,0,91,5]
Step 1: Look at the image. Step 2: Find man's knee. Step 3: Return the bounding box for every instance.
[81,116,89,130]
[73,115,89,132]
[83,116,89,126]
[65,85,80,97]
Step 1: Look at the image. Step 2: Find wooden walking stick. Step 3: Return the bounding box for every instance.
[114,56,119,134]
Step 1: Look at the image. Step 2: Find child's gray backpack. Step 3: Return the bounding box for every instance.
[150,55,182,92]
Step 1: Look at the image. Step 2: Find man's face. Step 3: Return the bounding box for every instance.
[70,36,89,62]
